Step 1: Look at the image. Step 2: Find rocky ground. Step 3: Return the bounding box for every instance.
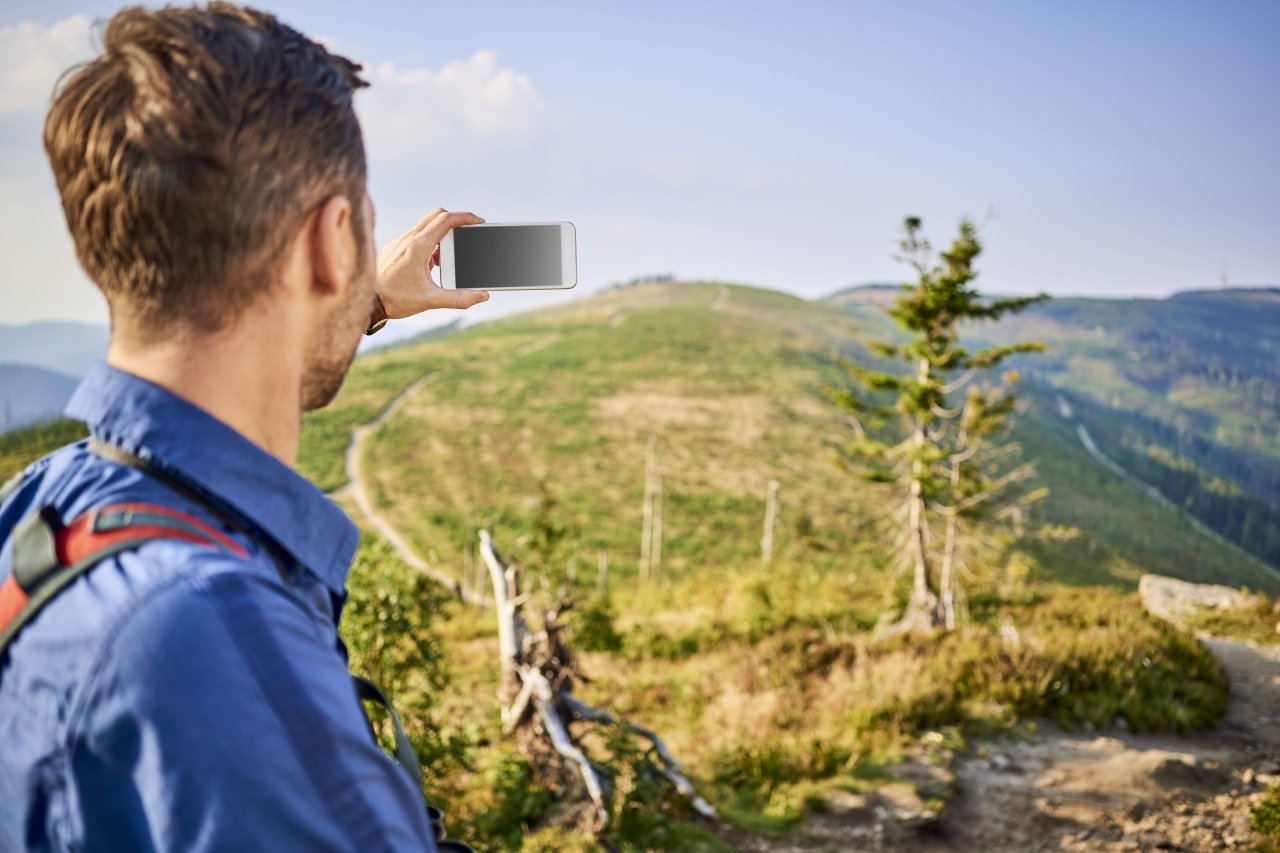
[737,577,1280,852]
[923,631,1280,852]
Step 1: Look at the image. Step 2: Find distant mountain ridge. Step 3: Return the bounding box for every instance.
[0,363,79,432]
[0,321,107,377]
[1170,286,1280,301]
[828,283,1280,303]
[0,322,106,434]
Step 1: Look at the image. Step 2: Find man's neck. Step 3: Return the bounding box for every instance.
[106,323,305,468]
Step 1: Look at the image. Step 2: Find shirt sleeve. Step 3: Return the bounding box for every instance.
[65,556,437,853]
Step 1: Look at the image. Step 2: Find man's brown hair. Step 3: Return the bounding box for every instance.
[44,2,369,339]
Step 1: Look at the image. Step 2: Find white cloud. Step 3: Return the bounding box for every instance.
[0,15,94,116]
[356,50,551,166]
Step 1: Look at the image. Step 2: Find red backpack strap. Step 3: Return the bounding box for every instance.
[0,502,248,657]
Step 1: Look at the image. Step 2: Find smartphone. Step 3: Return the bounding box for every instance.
[439,222,577,290]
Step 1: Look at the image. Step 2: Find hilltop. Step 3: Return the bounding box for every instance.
[309,280,1278,595]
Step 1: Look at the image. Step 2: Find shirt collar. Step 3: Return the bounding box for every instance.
[64,360,358,594]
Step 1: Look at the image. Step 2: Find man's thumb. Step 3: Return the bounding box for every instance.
[445,290,489,308]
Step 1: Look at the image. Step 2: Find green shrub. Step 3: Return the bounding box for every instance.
[1254,785,1280,838]
[341,533,461,786]
[602,724,731,852]
[1185,592,1279,645]
[709,741,853,794]
[465,754,555,851]
[981,589,1228,734]
[569,594,625,653]
[843,588,1229,738]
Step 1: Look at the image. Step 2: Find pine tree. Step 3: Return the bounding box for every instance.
[831,216,1049,632]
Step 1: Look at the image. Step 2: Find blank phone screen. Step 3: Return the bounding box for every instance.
[452,225,564,289]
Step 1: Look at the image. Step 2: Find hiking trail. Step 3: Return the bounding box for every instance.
[332,374,488,607]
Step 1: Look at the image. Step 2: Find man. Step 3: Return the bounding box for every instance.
[0,3,486,849]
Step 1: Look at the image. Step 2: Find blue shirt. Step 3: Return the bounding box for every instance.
[0,361,437,852]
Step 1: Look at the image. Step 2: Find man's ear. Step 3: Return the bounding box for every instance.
[310,195,355,297]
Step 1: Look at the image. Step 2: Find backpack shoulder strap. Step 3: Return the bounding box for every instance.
[352,674,425,791]
[0,501,248,658]
[0,469,26,507]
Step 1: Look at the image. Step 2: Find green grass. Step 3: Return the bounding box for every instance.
[1255,785,1280,839]
[1184,591,1280,645]
[368,552,1226,849]
[0,418,88,482]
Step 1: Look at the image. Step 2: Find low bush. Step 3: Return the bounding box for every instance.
[341,533,462,787]
[568,593,625,653]
[1185,592,1279,645]
[1255,785,1280,839]
[461,753,556,851]
[660,585,1228,825]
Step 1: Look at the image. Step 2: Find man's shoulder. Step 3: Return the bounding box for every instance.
[95,548,323,671]
[1,537,287,689]
[1,435,278,608]
[61,549,340,737]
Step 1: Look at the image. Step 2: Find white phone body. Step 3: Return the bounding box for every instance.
[439,221,577,290]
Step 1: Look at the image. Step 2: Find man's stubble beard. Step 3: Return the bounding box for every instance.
[300,262,374,413]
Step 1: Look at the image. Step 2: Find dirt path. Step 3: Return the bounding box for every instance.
[735,637,1278,852]
[332,374,489,607]
[926,638,1279,852]
[710,283,729,311]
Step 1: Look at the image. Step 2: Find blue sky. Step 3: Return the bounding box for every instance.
[1,0,1277,329]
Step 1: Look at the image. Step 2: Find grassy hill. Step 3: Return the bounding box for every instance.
[312,281,1277,596]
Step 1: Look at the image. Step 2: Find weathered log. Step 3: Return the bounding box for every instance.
[561,695,719,820]
[478,530,524,708]
[526,667,610,830]
[478,528,718,830]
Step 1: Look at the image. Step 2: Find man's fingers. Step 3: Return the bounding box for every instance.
[411,210,485,262]
[410,207,447,235]
[424,210,485,243]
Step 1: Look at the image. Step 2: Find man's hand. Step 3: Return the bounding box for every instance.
[374,208,489,320]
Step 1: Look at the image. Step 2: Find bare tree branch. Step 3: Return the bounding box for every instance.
[479,529,718,832]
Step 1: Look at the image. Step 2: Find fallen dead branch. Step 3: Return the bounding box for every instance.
[478,529,718,832]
